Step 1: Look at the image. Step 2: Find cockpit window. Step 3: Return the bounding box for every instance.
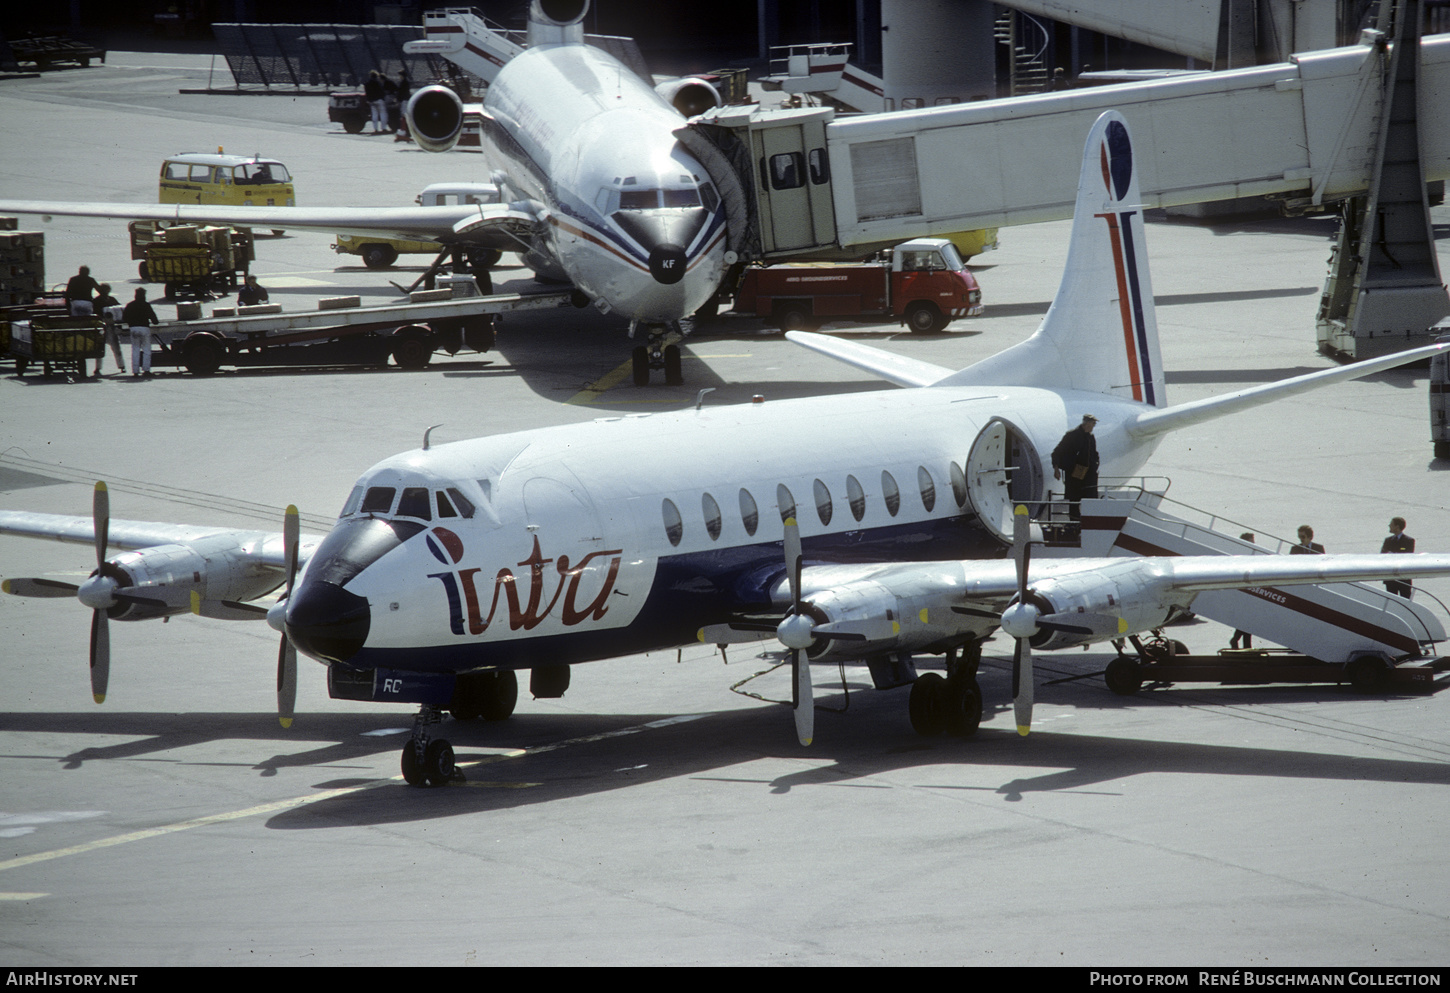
[698,182,719,213]
[662,188,701,208]
[436,491,457,518]
[619,189,660,210]
[360,486,396,515]
[396,487,432,521]
[339,485,364,519]
[446,487,475,519]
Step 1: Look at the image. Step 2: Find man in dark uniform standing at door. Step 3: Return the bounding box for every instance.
[1052,414,1099,521]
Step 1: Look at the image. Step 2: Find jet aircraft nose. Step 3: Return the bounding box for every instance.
[286,580,371,663]
[648,242,687,284]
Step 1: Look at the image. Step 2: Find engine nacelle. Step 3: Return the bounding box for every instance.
[655,77,723,118]
[1019,563,1182,652]
[406,85,466,154]
[532,0,588,26]
[529,0,589,45]
[102,533,284,620]
[803,577,985,662]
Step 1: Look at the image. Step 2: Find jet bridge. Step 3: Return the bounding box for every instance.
[1039,486,1449,690]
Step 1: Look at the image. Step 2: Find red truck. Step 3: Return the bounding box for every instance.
[731,238,983,333]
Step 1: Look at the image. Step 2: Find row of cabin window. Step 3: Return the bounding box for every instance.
[661,465,969,547]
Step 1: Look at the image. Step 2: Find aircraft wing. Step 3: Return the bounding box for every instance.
[0,199,543,250]
[0,510,323,570]
[735,550,1450,651]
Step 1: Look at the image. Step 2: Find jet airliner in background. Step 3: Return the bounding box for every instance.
[0,0,730,383]
[5,111,1450,787]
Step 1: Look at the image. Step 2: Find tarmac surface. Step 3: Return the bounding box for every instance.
[1,52,1449,968]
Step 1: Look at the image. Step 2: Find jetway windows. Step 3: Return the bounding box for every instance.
[850,138,922,222]
[809,149,829,186]
[764,152,805,191]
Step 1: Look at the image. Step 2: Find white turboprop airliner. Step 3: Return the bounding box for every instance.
[0,0,729,383]
[5,112,1450,788]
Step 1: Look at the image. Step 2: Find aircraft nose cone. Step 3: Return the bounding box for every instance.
[285,580,370,663]
[648,243,687,285]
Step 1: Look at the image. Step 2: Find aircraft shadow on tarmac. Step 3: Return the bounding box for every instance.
[5,647,1443,830]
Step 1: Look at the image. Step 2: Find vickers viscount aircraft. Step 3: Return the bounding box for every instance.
[5,112,1450,788]
[0,0,729,384]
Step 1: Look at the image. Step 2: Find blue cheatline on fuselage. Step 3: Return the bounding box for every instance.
[339,512,1006,676]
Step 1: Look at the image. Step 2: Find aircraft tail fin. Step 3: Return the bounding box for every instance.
[935,111,1166,407]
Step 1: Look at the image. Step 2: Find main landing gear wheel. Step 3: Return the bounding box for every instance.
[908,671,983,737]
[449,669,518,722]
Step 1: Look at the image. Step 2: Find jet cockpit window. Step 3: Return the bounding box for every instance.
[360,486,396,515]
[661,188,701,208]
[699,182,720,213]
[396,487,432,521]
[620,189,661,210]
[436,491,458,518]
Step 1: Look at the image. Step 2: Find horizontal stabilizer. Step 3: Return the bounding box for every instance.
[1128,341,1450,439]
[785,331,954,388]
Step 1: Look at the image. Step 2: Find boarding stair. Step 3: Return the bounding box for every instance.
[406,8,525,86]
[1037,483,1450,689]
[758,43,888,113]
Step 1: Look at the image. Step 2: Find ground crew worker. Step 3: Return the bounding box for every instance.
[1052,414,1099,521]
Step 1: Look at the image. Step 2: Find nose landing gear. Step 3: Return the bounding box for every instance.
[400,704,463,787]
[630,322,685,386]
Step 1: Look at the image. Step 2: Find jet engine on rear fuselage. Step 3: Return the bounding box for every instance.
[655,77,722,118]
[406,85,466,154]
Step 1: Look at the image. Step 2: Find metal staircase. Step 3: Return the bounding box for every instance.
[1041,484,1447,666]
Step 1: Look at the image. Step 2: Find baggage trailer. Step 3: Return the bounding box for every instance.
[131,221,253,300]
[1100,637,1450,696]
[147,282,575,375]
[5,315,104,380]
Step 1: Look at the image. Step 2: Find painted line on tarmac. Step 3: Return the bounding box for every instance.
[565,332,683,405]
[0,713,709,875]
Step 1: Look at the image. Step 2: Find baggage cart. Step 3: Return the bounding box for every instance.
[8,315,104,380]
